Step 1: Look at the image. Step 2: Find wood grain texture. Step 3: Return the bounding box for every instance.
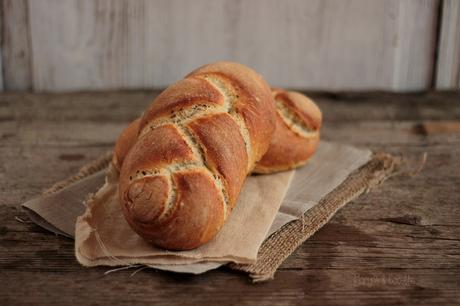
[0,17,3,92]
[0,52,3,91]
[1,90,460,305]
[0,1,3,92]
[21,0,439,92]
[1,0,32,91]
[390,0,439,90]
[436,0,460,89]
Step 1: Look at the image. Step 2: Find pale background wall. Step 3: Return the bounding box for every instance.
[436,0,460,89]
[1,0,459,92]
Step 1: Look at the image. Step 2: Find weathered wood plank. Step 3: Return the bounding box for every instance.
[0,91,459,305]
[0,0,3,91]
[0,140,459,304]
[2,145,459,267]
[0,53,3,91]
[1,196,460,305]
[3,90,459,207]
[2,90,460,124]
[26,0,439,92]
[1,0,32,91]
[1,267,457,306]
[2,91,460,150]
[436,0,460,89]
[0,145,112,205]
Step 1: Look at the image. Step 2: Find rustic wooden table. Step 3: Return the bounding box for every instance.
[1,91,459,305]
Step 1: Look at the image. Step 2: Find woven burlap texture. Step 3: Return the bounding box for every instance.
[230,153,398,281]
[44,151,398,282]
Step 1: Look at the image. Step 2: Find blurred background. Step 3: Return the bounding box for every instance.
[1,0,459,92]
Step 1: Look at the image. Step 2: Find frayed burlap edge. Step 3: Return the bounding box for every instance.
[44,151,399,282]
[229,153,400,282]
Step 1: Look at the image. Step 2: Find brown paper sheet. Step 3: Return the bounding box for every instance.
[22,141,372,274]
[22,172,105,237]
[75,163,294,266]
[267,142,372,236]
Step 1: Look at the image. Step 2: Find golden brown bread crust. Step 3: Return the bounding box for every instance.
[253,89,322,173]
[139,77,225,130]
[119,62,276,250]
[113,89,323,175]
[123,170,226,250]
[187,113,248,205]
[112,118,141,172]
[187,63,276,166]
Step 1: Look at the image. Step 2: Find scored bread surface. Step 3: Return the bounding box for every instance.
[114,89,323,175]
[253,89,322,173]
[119,62,276,250]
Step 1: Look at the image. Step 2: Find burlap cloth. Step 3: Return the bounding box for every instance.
[22,141,399,281]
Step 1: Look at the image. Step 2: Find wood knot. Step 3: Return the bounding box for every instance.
[381,214,424,226]
[58,153,85,161]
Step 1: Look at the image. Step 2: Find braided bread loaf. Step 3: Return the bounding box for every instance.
[114,89,322,174]
[118,62,276,250]
[253,88,322,173]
